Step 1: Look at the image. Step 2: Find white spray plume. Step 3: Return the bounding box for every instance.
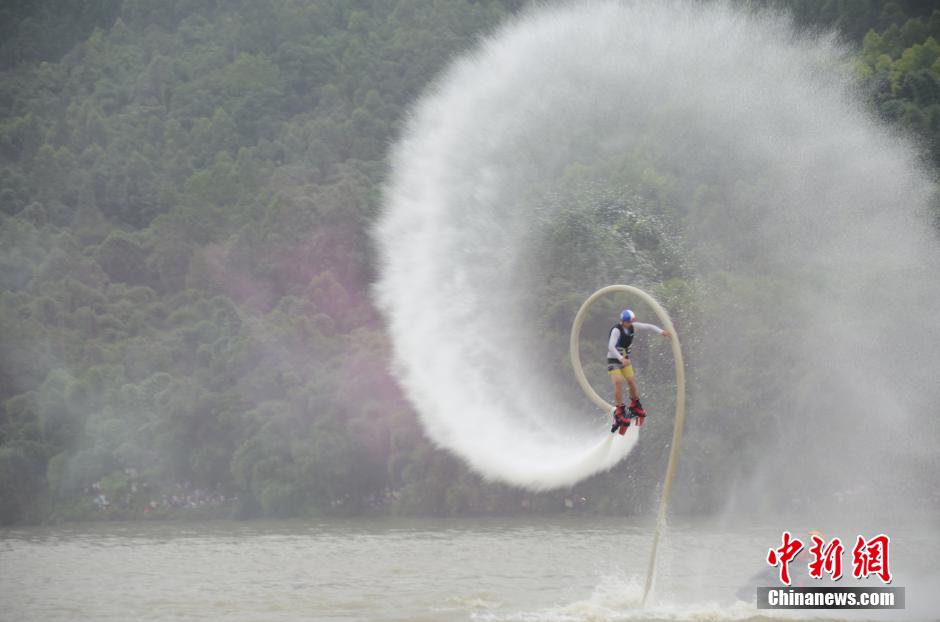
[375,1,940,499]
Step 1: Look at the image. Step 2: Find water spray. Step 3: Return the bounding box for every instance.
[570,285,686,605]
[377,0,940,606]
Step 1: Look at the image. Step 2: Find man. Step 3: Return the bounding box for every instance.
[608,309,671,433]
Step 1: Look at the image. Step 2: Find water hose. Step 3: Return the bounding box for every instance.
[569,284,686,606]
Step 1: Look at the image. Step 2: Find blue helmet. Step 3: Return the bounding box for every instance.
[620,309,635,323]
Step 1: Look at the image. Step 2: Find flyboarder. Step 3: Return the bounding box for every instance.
[608,309,671,433]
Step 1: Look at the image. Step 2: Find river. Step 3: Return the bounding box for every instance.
[1,517,936,621]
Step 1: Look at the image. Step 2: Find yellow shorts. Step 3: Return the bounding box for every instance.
[607,362,634,380]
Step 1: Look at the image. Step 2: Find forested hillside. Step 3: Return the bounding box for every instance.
[1,0,938,525]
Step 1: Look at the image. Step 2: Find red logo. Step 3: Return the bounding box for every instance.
[808,535,844,580]
[767,532,892,585]
[767,531,804,585]
[852,534,892,584]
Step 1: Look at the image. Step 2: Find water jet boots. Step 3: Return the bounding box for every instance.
[629,398,647,427]
[611,403,632,435]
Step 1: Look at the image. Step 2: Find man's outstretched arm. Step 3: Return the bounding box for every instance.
[633,322,672,338]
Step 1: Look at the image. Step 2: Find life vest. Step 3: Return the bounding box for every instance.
[610,323,634,359]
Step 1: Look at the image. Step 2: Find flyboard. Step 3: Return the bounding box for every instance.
[569,285,686,606]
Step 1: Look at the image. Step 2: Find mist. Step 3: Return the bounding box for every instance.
[376,0,940,518]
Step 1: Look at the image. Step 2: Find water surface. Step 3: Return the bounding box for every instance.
[1,518,935,621]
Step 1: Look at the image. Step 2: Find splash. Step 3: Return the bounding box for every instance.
[374,1,940,500]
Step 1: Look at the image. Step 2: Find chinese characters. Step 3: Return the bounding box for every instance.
[767,532,892,585]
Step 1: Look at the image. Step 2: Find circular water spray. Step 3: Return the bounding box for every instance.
[376,0,940,513]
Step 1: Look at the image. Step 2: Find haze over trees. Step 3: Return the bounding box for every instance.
[1,0,938,525]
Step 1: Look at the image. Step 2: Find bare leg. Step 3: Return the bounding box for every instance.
[609,374,629,433]
[626,377,639,402]
[611,375,624,405]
